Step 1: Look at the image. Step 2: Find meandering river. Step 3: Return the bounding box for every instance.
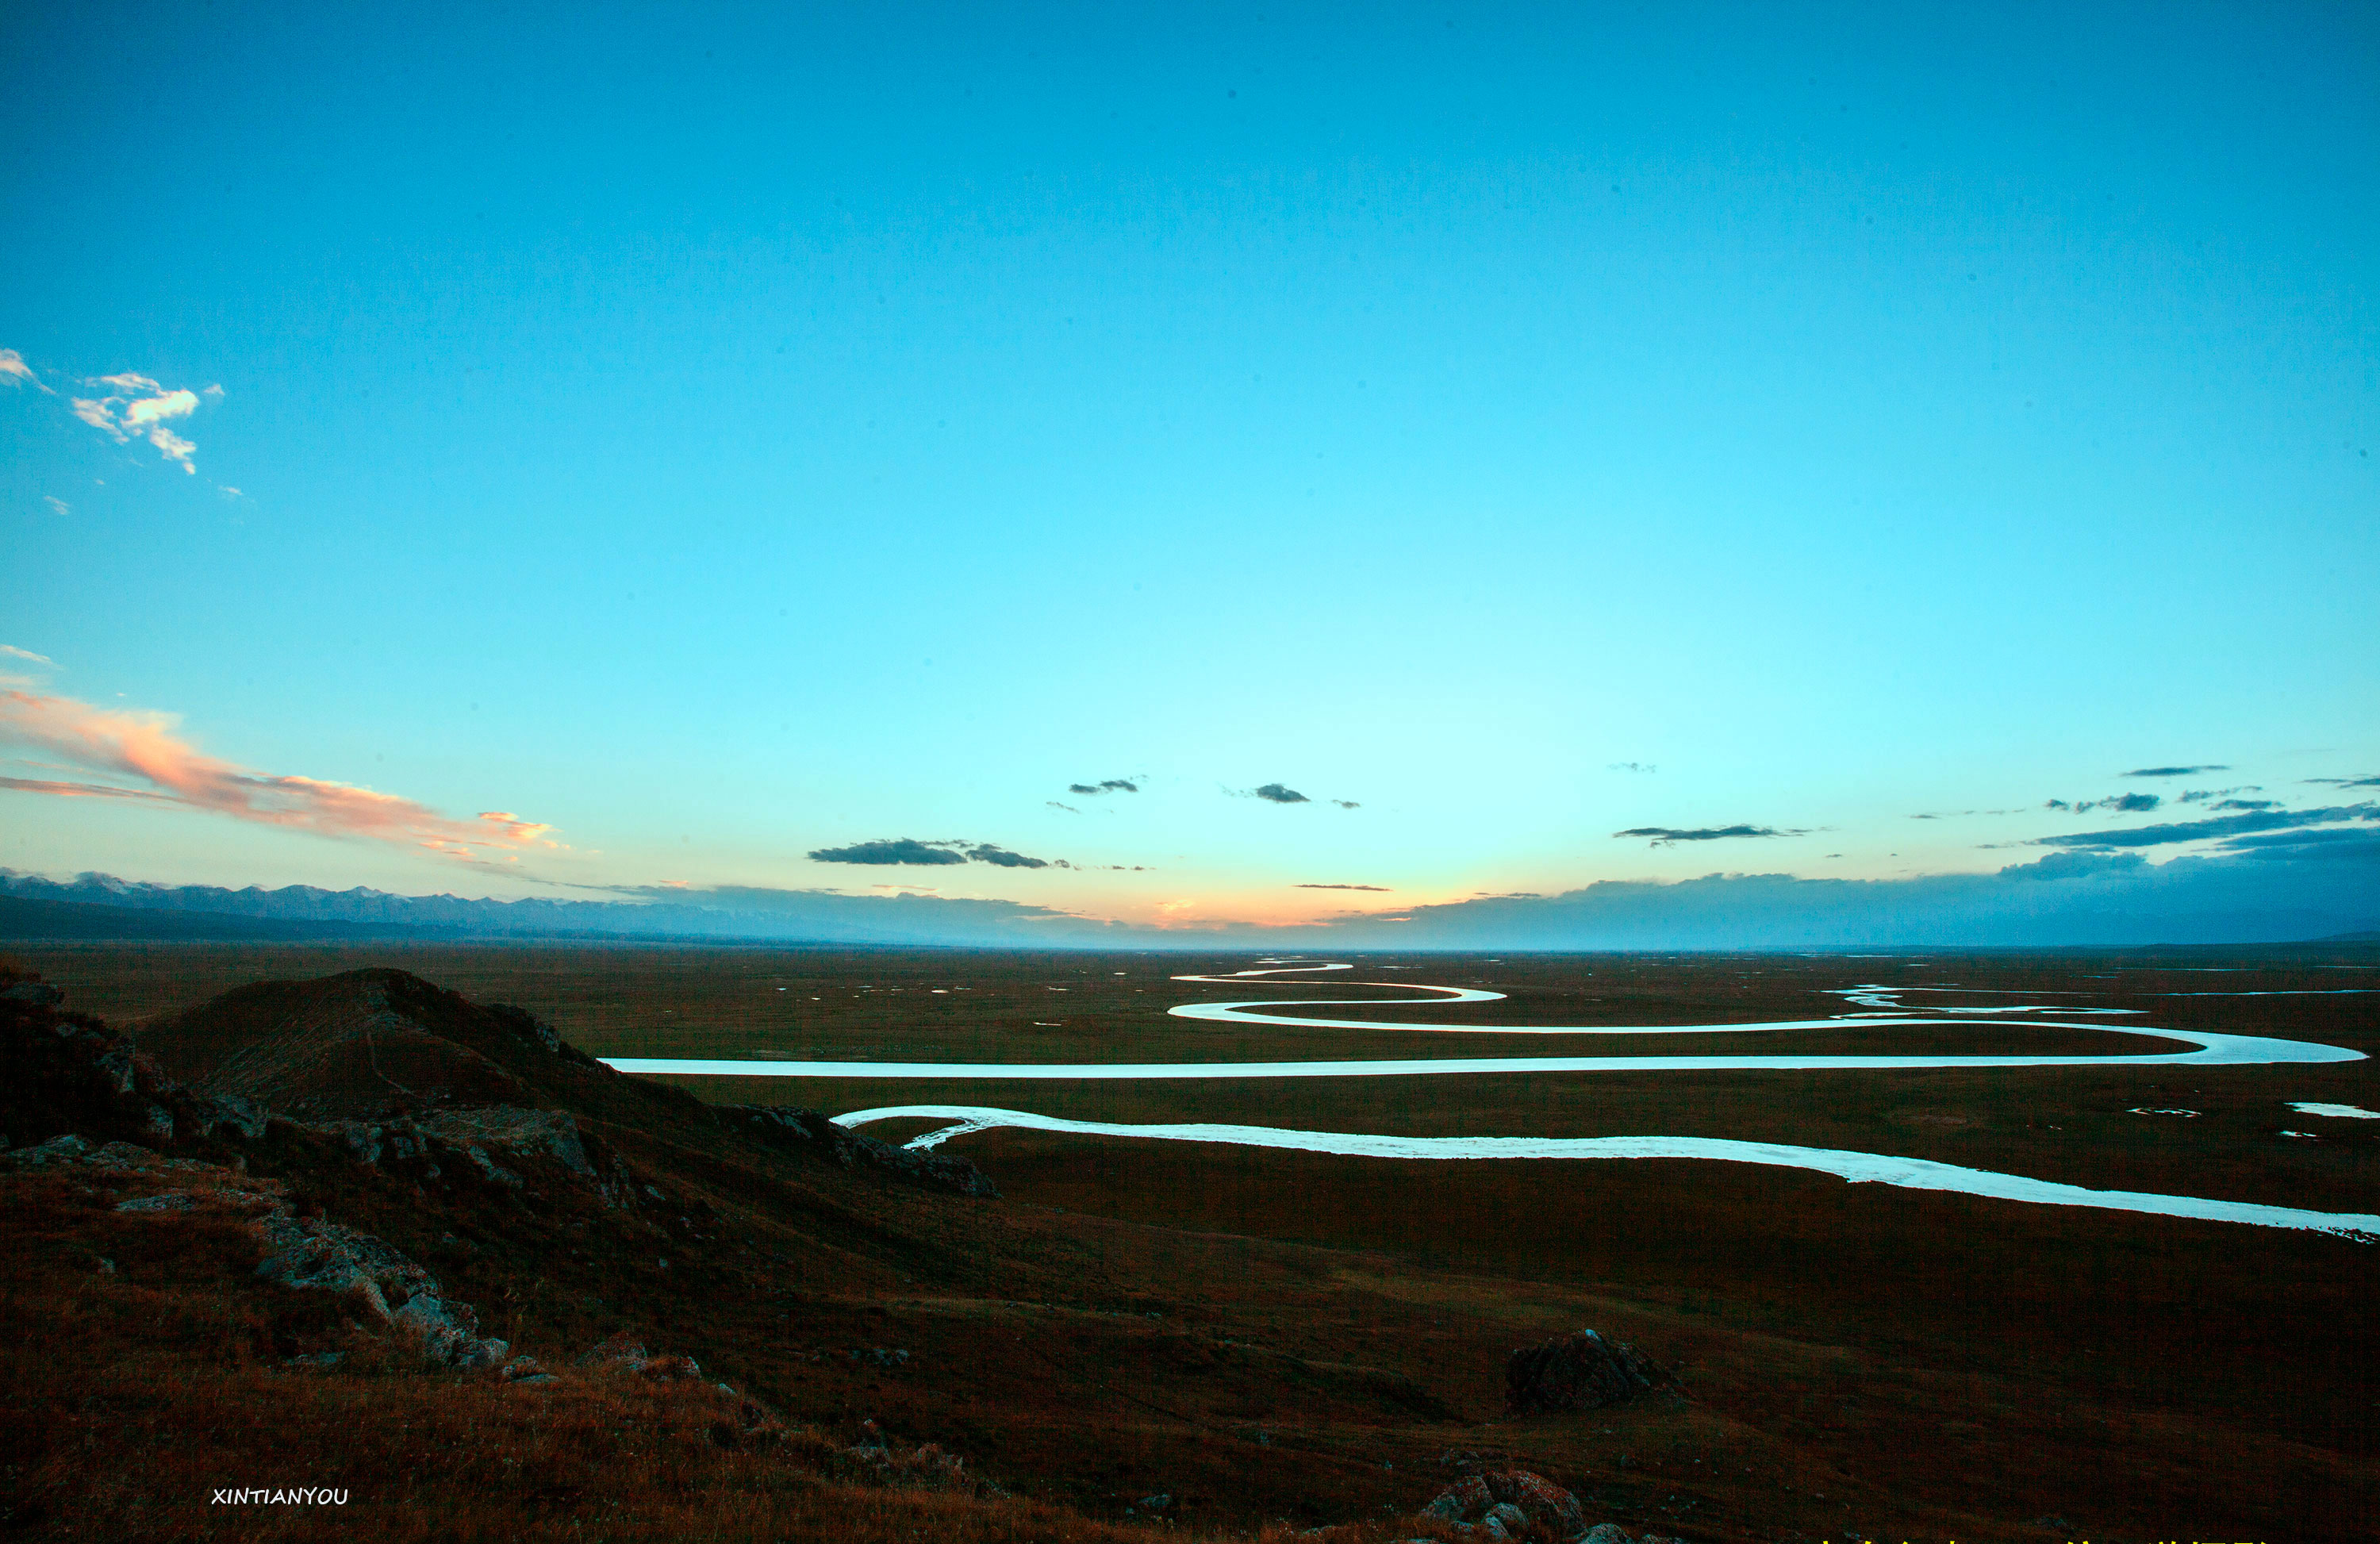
[604,960,2377,1239]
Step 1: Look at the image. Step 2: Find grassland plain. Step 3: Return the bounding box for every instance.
[14,940,2380,1539]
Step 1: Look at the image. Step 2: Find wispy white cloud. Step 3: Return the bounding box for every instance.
[146,426,198,473]
[69,371,218,474]
[0,645,56,689]
[0,686,561,866]
[0,348,51,393]
[42,496,69,517]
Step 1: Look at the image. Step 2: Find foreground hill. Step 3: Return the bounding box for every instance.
[137,967,717,1130]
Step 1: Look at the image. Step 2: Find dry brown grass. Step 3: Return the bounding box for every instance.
[9,944,2378,1541]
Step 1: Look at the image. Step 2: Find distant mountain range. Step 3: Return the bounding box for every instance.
[0,870,1072,946]
[5,866,2375,951]
[0,893,394,941]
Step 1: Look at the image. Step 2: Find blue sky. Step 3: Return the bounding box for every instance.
[2,1,2374,935]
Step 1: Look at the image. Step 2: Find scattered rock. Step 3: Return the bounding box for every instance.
[459,1143,524,1188]
[423,1107,597,1181]
[1505,1329,1664,1413]
[393,1294,509,1368]
[835,1433,992,1496]
[2,1134,96,1168]
[251,1212,509,1366]
[1422,1469,1583,1537]
[190,1093,268,1142]
[115,1193,194,1212]
[306,1108,635,1204]
[255,1212,438,1314]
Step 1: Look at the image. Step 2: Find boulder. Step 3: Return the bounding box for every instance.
[3,1134,96,1168]
[1422,1473,1491,1521]
[1420,1469,1583,1536]
[1504,1329,1662,1414]
[254,1213,439,1314]
[250,1212,506,1364]
[115,1193,194,1212]
[391,1293,508,1368]
[308,1107,638,1207]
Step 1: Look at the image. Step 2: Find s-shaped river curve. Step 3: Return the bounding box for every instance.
[605,958,2363,1078]
[606,960,2377,1239]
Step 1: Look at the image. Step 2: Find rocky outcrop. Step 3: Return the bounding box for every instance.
[248,1199,510,1366]
[306,1105,639,1207]
[1505,1329,1664,1414]
[0,969,278,1154]
[2,989,555,1377]
[835,1421,999,1497]
[1422,1469,1585,1538]
[1415,1473,1690,1544]
[0,1077,513,1373]
[716,1104,999,1198]
[390,1293,510,1369]
[255,1212,436,1313]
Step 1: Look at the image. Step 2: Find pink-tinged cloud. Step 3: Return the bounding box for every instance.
[0,688,559,864]
[1,349,49,392]
[0,775,172,803]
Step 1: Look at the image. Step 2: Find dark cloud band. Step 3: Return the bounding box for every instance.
[1614,824,1803,847]
[806,839,968,866]
[2029,803,2378,851]
[808,837,1054,869]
